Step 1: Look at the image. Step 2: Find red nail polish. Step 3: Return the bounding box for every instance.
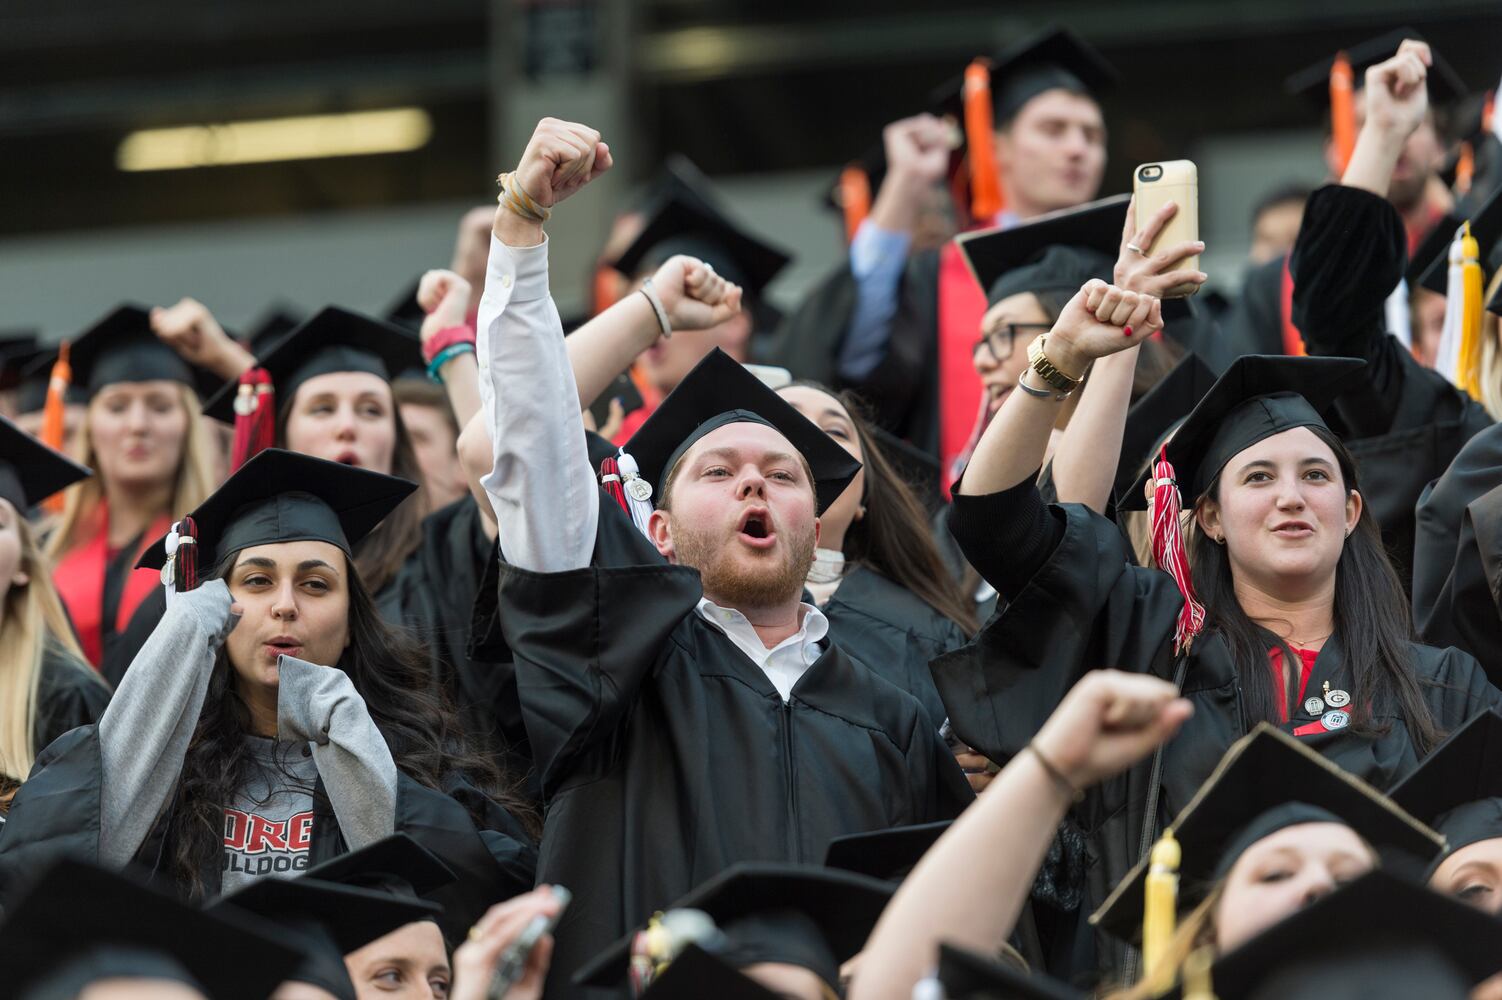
[1124,326,1133,337]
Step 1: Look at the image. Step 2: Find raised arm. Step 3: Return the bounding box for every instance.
[96,580,238,868]
[417,268,483,432]
[475,118,612,572]
[149,298,257,382]
[849,671,1192,1000]
[1050,198,1207,511]
[959,282,1161,498]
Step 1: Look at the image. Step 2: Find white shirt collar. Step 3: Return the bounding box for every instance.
[695,598,828,701]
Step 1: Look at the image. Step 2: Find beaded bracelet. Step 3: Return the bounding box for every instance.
[426,342,476,384]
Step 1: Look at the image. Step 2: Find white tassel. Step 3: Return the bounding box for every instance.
[616,450,655,538]
[1436,227,1468,388]
[161,520,182,606]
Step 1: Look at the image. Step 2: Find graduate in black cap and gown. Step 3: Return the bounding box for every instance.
[0,415,109,809]
[0,449,536,927]
[30,305,221,682]
[1212,29,1469,371]
[1280,40,1493,588]
[931,264,1500,979]
[770,27,1116,477]
[468,116,970,998]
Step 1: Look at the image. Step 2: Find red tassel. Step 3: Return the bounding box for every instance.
[600,456,629,515]
[1149,445,1205,654]
[230,368,275,471]
[176,516,199,593]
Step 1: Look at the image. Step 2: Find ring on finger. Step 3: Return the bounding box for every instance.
[1126,242,1148,257]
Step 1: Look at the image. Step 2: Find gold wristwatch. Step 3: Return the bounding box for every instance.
[1026,335,1085,395]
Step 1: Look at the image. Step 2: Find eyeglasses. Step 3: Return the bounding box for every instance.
[972,322,1052,362]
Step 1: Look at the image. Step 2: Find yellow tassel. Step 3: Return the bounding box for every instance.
[1459,221,1484,399]
[1141,828,1181,991]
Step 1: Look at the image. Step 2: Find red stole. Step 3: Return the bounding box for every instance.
[53,503,172,668]
[1268,645,1319,723]
[936,242,990,494]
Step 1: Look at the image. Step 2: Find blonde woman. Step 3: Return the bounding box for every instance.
[0,415,108,809]
[41,306,219,681]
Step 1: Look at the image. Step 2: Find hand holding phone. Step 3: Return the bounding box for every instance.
[1130,161,1202,299]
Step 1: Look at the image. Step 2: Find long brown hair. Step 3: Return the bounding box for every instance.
[275,389,426,596]
[165,549,535,898]
[0,514,99,806]
[1190,424,1441,752]
[796,382,978,634]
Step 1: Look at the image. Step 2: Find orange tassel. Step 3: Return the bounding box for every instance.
[1329,52,1357,177]
[229,368,275,471]
[40,342,72,515]
[837,165,872,244]
[1483,91,1496,134]
[963,59,1004,222]
[1456,141,1476,196]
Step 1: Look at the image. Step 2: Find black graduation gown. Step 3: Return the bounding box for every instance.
[0,725,536,941]
[33,643,111,754]
[1203,255,1287,373]
[931,496,1502,980]
[821,564,971,728]
[471,494,973,998]
[1289,185,1493,587]
[1413,423,1502,676]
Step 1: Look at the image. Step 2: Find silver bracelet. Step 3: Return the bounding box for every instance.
[639,279,672,339]
[1017,368,1070,401]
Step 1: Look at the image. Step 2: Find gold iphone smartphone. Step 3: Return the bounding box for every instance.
[1132,160,1199,297]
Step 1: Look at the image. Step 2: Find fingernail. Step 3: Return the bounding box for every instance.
[1124,326,1133,337]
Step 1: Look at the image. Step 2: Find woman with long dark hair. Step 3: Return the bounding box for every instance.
[776,381,975,729]
[934,266,1500,979]
[0,449,535,935]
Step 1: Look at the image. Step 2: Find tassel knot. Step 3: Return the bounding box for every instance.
[229,368,276,471]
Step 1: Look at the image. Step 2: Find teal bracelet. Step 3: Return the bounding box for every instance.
[426,342,476,384]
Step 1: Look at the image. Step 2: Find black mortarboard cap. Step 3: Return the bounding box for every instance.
[574,862,894,991]
[201,305,422,422]
[937,942,1086,1000]
[1416,183,1502,294]
[1390,708,1502,858]
[1407,211,1464,289]
[210,875,442,1000]
[824,820,952,882]
[957,194,1128,306]
[1285,28,1468,109]
[1160,870,1502,1000]
[1112,353,1218,507]
[4,858,307,1000]
[305,832,458,899]
[611,164,792,299]
[620,349,862,515]
[638,944,781,1000]
[27,304,220,400]
[931,27,1118,127]
[0,413,90,511]
[1120,354,1367,512]
[136,447,416,573]
[245,304,305,355]
[1092,723,1443,943]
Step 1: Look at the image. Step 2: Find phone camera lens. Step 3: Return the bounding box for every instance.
[1138,165,1162,182]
